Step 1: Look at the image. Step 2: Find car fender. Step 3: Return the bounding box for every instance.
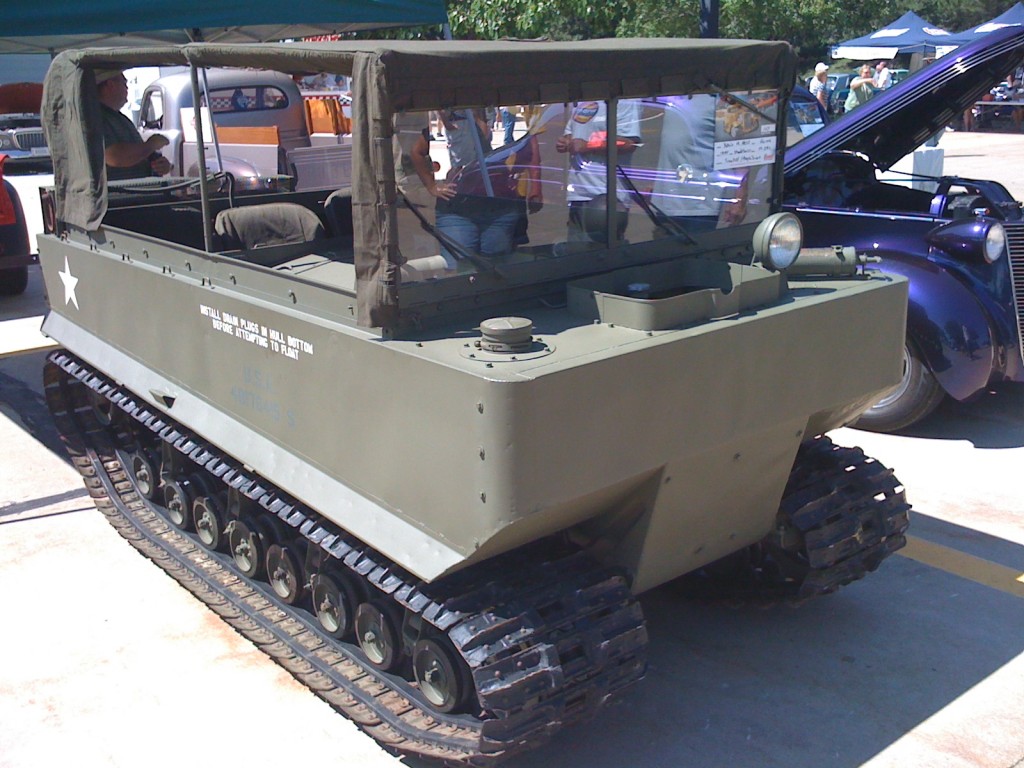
[0,178,32,270]
[187,154,261,179]
[875,252,995,401]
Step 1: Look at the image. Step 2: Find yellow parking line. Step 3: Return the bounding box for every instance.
[899,536,1024,599]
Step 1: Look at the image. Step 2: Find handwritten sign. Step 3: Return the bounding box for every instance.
[714,136,776,170]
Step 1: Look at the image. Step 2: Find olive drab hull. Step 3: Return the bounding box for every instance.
[39,227,906,592]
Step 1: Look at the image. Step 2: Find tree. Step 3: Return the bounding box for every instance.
[442,0,1011,69]
[447,0,626,40]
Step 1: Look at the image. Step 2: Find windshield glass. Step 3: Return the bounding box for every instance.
[393,91,780,278]
[786,98,827,146]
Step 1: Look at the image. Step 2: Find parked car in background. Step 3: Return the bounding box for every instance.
[785,24,1024,432]
[889,68,910,86]
[0,81,47,296]
[826,72,853,115]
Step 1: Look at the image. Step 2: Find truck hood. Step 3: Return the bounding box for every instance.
[786,24,1024,175]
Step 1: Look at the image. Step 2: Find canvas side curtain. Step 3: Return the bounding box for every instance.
[41,54,108,232]
[351,52,399,329]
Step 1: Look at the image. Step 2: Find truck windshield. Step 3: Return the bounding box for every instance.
[394,91,780,274]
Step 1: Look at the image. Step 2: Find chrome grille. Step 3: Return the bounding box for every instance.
[13,129,46,150]
[1005,222,1024,363]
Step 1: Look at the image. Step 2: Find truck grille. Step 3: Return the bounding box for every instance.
[1006,223,1024,363]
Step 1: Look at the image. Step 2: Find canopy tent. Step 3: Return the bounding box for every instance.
[945,2,1024,47]
[830,11,954,60]
[0,0,448,54]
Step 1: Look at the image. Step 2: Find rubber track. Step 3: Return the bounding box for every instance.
[673,436,910,605]
[44,351,647,765]
[777,435,911,599]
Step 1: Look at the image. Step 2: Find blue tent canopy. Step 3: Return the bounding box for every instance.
[831,11,954,59]
[0,0,448,54]
[945,2,1024,47]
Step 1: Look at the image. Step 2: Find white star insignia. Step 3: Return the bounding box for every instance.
[58,256,79,310]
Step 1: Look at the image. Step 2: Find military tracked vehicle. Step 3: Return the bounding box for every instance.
[38,39,910,763]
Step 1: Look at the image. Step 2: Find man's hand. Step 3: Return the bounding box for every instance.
[149,154,171,176]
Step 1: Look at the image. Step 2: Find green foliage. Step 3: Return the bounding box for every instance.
[616,0,700,38]
[444,0,1016,67]
[447,0,626,40]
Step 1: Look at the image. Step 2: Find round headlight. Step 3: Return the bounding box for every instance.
[985,222,1006,263]
[752,212,803,270]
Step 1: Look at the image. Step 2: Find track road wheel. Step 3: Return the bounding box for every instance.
[162,478,194,531]
[128,450,159,500]
[310,570,360,639]
[226,517,266,579]
[854,340,945,432]
[266,543,305,605]
[88,388,115,427]
[192,492,227,551]
[355,601,405,672]
[412,637,472,714]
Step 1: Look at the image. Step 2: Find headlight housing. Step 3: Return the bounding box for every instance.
[752,212,803,271]
[984,222,1006,263]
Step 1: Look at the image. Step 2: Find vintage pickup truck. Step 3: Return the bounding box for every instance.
[137,67,352,191]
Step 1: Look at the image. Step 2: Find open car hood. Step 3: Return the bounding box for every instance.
[786,24,1024,175]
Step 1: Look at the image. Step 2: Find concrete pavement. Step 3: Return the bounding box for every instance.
[940,129,1024,201]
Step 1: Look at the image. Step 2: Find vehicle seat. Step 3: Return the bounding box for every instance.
[214,202,326,251]
[322,189,354,240]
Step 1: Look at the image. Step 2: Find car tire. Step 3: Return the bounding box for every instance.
[853,340,945,433]
[0,266,29,296]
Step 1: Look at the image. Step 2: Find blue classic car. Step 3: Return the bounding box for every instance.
[785,25,1024,432]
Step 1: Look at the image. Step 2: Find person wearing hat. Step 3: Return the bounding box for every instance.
[810,62,830,110]
[95,69,171,181]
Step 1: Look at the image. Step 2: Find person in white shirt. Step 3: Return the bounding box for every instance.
[555,100,641,243]
[874,61,892,90]
[810,62,830,109]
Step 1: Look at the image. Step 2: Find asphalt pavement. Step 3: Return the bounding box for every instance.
[2,130,1023,768]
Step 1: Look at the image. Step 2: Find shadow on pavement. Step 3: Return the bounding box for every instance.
[884,384,1024,449]
[0,264,47,323]
[486,539,1023,768]
[0,348,65,461]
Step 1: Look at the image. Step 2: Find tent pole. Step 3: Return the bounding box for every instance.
[187,26,225,197]
[189,63,214,252]
[199,70,225,176]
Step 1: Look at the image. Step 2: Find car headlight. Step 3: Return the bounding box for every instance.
[927,218,1008,264]
[0,133,15,150]
[752,212,803,270]
[985,222,1006,263]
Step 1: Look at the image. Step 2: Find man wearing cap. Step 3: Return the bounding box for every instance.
[95,69,171,180]
[810,63,830,110]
